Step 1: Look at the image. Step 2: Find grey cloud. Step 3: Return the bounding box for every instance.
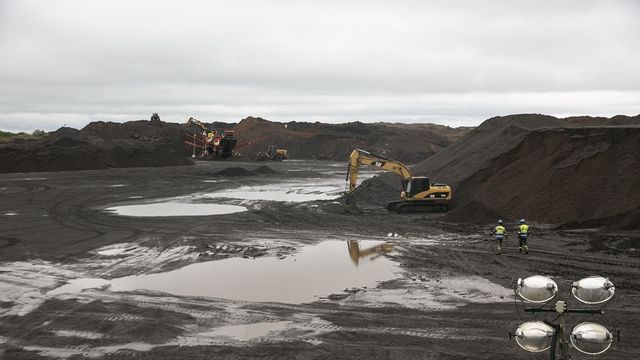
[1,0,639,132]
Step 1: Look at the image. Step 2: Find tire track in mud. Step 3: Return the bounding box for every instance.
[50,285,503,353]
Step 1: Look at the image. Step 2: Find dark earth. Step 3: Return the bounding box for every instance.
[1,160,639,359]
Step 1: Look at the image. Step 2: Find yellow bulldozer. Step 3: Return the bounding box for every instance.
[256,145,288,161]
[345,149,452,213]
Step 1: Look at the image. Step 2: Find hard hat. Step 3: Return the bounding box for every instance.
[520,218,526,224]
[498,219,503,224]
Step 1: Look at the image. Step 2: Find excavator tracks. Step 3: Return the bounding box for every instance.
[386,200,450,213]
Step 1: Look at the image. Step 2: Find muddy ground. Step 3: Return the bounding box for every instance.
[0,161,639,359]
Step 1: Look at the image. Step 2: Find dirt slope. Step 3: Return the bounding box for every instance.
[448,126,640,227]
[0,120,192,173]
[354,113,640,228]
[233,116,470,163]
[0,116,469,173]
[352,114,568,206]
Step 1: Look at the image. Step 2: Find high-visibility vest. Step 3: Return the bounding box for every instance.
[519,224,529,234]
[495,225,506,235]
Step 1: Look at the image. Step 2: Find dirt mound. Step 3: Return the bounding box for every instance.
[233,116,471,163]
[0,120,192,173]
[214,165,280,177]
[412,114,569,186]
[354,114,557,202]
[252,165,280,175]
[445,126,640,228]
[351,172,405,206]
[0,115,470,173]
[564,114,640,126]
[412,113,639,186]
[355,113,640,229]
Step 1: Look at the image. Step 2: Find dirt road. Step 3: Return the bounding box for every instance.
[0,161,638,359]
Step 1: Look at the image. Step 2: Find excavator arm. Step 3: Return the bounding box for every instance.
[346,149,412,192]
[347,240,394,265]
[344,148,452,214]
[186,117,208,131]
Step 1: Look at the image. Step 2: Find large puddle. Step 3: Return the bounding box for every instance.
[49,240,399,303]
[105,202,247,217]
[199,180,344,203]
[104,178,347,217]
[201,321,291,341]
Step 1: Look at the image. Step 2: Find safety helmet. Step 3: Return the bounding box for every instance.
[520,218,526,224]
[498,219,503,225]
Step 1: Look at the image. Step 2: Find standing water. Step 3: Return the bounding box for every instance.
[49,240,399,303]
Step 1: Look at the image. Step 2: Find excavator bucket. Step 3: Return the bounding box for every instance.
[343,192,363,215]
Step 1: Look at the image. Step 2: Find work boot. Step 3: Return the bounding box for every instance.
[525,246,529,254]
[497,246,502,254]
[518,247,522,253]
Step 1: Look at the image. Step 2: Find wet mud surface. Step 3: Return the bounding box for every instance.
[0,161,639,359]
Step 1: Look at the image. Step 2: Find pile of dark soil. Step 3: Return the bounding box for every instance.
[350,173,406,206]
[355,113,640,229]
[214,165,280,177]
[413,113,640,186]
[449,126,640,228]
[0,115,469,173]
[233,116,471,163]
[0,120,192,173]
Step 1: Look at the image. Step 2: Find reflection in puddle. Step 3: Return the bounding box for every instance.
[348,241,394,265]
[49,240,399,303]
[105,202,247,217]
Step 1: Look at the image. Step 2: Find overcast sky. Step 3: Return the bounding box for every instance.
[1,0,639,132]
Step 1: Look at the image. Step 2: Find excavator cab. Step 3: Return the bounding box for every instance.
[267,145,277,158]
[405,177,430,198]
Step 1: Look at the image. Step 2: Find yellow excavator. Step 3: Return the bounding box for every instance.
[345,149,452,213]
[186,117,209,132]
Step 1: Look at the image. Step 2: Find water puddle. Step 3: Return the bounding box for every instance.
[201,321,291,341]
[95,244,139,256]
[10,177,47,181]
[49,240,400,303]
[52,330,105,339]
[200,180,344,202]
[3,212,18,216]
[106,176,371,217]
[105,201,247,217]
